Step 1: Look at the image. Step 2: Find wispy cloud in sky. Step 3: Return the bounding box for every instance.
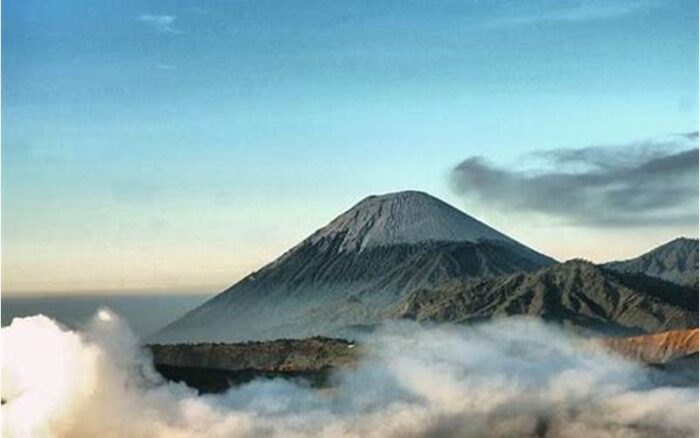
[451,134,699,227]
[489,0,656,27]
[138,14,180,34]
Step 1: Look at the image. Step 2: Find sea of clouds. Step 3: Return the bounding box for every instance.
[2,310,697,438]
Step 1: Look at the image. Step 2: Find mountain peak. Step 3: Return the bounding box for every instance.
[604,237,699,288]
[666,237,698,247]
[307,190,515,251]
[360,190,435,202]
[153,190,555,343]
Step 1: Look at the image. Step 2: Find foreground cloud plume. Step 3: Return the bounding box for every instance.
[451,134,699,227]
[2,312,697,438]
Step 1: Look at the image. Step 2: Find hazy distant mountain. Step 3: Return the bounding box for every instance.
[397,259,698,335]
[604,238,699,288]
[153,191,554,343]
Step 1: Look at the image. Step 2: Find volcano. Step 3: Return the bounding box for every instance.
[153,190,554,343]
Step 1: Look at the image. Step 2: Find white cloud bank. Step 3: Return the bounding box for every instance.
[2,312,697,438]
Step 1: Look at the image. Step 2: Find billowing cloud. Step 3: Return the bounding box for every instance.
[2,311,698,437]
[451,135,698,227]
[138,14,180,34]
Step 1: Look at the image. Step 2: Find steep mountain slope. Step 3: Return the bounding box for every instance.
[397,260,698,335]
[153,191,554,343]
[604,238,698,288]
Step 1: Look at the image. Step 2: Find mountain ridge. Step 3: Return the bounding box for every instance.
[396,259,698,335]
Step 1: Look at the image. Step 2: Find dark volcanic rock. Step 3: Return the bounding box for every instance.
[153,364,337,393]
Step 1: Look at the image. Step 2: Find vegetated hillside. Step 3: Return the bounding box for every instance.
[605,237,698,288]
[148,337,358,392]
[396,260,698,336]
[153,191,554,343]
[150,337,357,372]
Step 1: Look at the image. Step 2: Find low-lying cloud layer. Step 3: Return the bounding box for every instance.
[2,312,698,438]
[451,135,698,227]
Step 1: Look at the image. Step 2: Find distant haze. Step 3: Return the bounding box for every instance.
[1,294,209,337]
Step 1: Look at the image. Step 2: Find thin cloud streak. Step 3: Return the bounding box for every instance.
[138,14,181,34]
[486,0,656,27]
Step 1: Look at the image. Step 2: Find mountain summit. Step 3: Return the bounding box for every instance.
[605,238,699,288]
[306,191,515,252]
[153,190,554,343]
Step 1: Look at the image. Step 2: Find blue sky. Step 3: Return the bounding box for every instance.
[3,0,698,294]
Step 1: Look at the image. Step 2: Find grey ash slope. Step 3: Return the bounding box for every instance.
[604,237,698,288]
[153,191,554,343]
[306,190,522,251]
[398,259,698,335]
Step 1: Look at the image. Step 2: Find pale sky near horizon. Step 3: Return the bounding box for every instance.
[2,0,698,296]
